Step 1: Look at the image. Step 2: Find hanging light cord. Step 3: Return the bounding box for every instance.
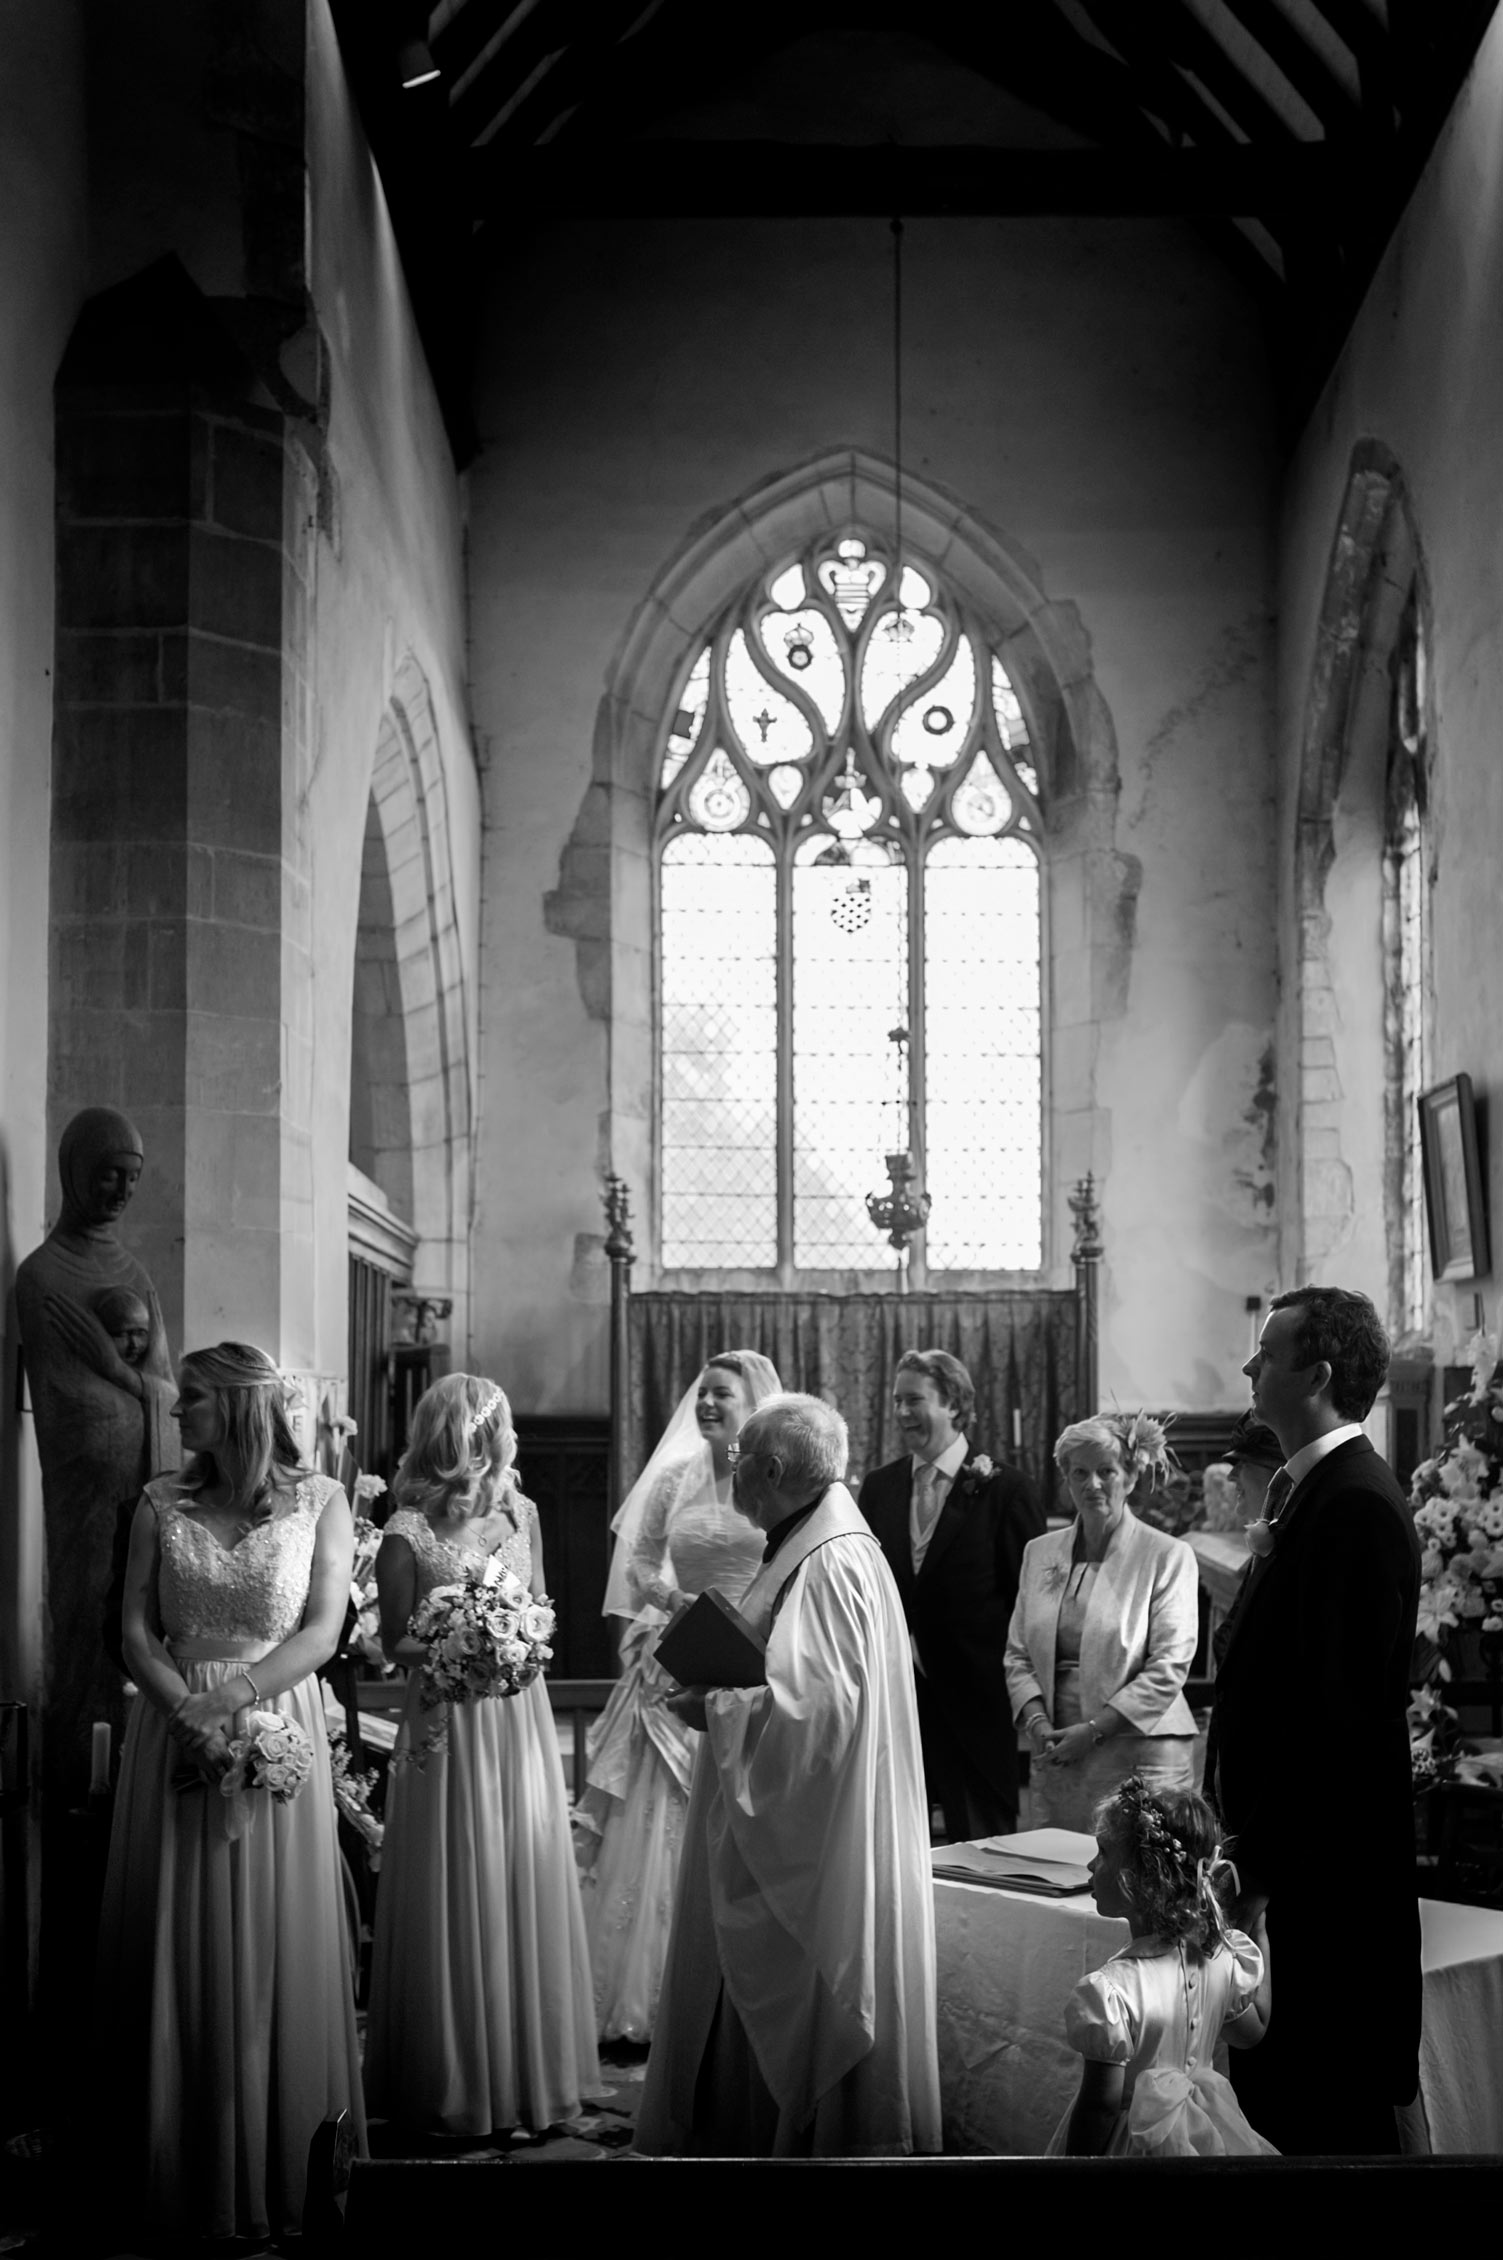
[891,214,904,599]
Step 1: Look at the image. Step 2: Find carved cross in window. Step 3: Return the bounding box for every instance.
[753,707,775,742]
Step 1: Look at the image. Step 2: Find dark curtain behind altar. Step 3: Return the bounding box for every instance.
[627,1290,1081,1516]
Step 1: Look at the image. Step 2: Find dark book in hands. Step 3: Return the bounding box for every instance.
[655,1588,768,1689]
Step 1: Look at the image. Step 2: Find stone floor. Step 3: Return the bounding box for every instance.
[365,2038,647,2166]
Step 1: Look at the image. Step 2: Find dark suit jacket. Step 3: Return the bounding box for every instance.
[1207,1434,1421,2099]
[858,1446,1045,1802]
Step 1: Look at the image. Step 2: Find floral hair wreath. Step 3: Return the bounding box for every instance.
[467,1382,507,1440]
[1109,1772,1241,1916]
[1104,1406,1178,1491]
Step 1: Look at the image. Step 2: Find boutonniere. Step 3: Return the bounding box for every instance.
[955,1455,994,1494]
[1041,1557,1070,1594]
[1244,1518,1276,1558]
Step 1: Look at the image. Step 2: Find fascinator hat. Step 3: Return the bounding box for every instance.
[1053,1408,1178,1491]
[602,1348,782,1619]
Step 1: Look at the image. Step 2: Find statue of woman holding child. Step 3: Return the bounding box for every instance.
[16,1107,179,1801]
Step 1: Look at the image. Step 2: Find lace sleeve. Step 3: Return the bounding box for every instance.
[626,1471,680,1613]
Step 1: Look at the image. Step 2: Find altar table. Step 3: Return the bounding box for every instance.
[934,1836,1503,2154]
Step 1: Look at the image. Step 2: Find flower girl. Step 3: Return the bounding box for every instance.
[1051,1774,1276,2156]
[364,1373,599,2135]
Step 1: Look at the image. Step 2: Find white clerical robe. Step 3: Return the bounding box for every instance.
[635,1483,941,2157]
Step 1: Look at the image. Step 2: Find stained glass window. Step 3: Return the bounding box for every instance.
[656,530,1043,1277]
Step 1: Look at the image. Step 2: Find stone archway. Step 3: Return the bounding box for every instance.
[1292,440,1425,1288]
[546,447,1130,1281]
[355,653,473,1330]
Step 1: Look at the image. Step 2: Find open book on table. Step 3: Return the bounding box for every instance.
[931,1825,1093,1895]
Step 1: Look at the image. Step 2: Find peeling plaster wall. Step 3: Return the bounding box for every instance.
[1279,13,1503,1365]
[470,188,1279,1414]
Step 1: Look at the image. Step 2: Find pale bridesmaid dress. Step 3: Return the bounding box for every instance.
[97,1472,366,2241]
[364,1499,600,2133]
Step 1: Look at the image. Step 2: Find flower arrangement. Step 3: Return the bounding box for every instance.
[1409,1330,1503,1658]
[327,1720,385,1866]
[404,1559,556,1759]
[220,1708,315,1839]
[345,1510,393,1673]
[1407,1328,1503,1796]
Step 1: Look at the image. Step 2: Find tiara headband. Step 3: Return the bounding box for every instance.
[467,1382,506,1439]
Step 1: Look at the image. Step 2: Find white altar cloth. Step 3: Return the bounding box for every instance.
[935,1829,1503,2154]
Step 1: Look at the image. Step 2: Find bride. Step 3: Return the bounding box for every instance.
[575,1348,781,2041]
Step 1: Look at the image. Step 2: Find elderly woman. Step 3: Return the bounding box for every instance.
[1005,1414,1199,1831]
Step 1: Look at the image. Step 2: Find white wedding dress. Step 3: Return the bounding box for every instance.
[574,1469,764,2040]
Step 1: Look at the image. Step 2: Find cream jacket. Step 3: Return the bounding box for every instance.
[1003,1507,1200,1737]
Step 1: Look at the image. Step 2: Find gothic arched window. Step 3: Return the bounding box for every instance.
[656,531,1042,1281]
[1383,588,1432,1340]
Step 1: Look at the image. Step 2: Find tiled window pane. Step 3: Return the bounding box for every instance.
[793,855,908,1267]
[660,833,777,1267]
[923,834,1041,1269]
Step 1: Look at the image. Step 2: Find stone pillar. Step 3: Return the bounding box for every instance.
[50,258,315,1357]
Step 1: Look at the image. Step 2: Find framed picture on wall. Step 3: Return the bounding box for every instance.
[1418,1074,1490,1282]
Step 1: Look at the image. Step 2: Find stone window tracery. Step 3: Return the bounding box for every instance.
[655,530,1042,1280]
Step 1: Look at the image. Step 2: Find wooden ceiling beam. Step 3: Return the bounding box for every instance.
[536,2,821,154]
[1074,2,1248,149]
[446,0,592,149]
[472,140,1337,222]
[1151,2,1306,145]
[1216,0,1365,138]
[429,0,538,87]
[933,3,1186,154]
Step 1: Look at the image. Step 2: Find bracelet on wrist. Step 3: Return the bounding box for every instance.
[241,1668,261,1705]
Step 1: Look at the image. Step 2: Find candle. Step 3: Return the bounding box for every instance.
[1011,1408,1022,1449]
[90,1720,111,1794]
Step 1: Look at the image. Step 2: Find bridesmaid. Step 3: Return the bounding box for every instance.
[364,1373,600,2135]
[97,1341,365,2243]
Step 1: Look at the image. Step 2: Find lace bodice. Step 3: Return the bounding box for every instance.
[383,1499,538,1602]
[150,1473,338,1646]
[628,1474,764,1613]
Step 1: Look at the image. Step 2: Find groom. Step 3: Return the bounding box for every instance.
[1207,1286,1421,2154]
[859,1349,1043,1842]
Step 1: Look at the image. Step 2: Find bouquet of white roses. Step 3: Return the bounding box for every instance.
[219,1708,315,1839]
[410,1558,556,1716]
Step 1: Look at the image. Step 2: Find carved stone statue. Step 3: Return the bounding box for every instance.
[16,1107,180,1806]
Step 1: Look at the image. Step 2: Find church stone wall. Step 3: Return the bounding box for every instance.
[1278,10,1503,1372]
[468,206,1279,1417]
[304,0,479,1373]
[0,0,86,1814]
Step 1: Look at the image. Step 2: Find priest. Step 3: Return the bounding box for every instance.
[635,1391,941,2157]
